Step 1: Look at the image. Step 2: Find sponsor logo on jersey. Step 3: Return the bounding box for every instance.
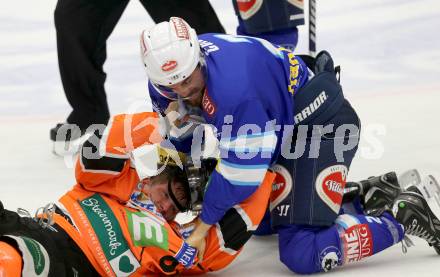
[171,17,189,39]
[282,51,303,95]
[319,246,341,272]
[341,224,373,263]
[325,179,343,194]
[269,164,293,212]
[237,0,263,20]
[161,60,178,72]
[79,194,140,276]
[81,196,125,257]
[202,89,216,116]
[174,242,197,268]
[315,165,347,213]
[126,209,169,250]
[294,91,328,124]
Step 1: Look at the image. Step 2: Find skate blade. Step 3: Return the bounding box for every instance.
[398,169,421,189]
[419,175,440,220]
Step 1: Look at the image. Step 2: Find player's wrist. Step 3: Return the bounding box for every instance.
[197,218,212,234]
[191,217,211,238]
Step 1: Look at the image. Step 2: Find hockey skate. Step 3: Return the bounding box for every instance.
[397,169,440,218]
[50,123,90,156]
[343,170,435,216]
[343,172,402,215]
[393,190,440,255]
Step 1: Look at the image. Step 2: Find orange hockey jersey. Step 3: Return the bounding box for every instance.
[52,112,275,276]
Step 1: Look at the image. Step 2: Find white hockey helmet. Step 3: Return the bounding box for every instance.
[140,17,200,89]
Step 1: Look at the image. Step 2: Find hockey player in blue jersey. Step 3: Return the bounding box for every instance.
[139,17,440,274]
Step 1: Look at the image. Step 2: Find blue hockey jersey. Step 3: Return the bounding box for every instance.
[148,33,309,225]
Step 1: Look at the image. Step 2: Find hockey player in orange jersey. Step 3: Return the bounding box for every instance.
[0,111,275,276]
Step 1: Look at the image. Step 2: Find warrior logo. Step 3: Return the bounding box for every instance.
[294,91,328,123]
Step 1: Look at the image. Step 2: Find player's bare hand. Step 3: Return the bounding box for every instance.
[185,218,211,262]
[186,233,206,262]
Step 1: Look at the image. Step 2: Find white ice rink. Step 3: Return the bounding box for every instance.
[1,0,440,276]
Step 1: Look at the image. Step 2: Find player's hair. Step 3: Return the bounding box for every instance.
[149,166,190,211]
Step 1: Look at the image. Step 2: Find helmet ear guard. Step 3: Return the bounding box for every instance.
[144,144,216,213]
[183,158,217,213]
[166,166,191,212]
[131,143,215,213]
[164,157,216,213]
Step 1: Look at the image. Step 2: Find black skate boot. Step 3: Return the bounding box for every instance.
[404,175,440,255]
[50,123,89,156]
[392,191,440,255]
[344,172,402,215]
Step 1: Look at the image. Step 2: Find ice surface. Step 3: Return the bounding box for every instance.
[1,0,440,276]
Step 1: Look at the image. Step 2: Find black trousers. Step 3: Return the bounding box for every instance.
[54,0,225,130]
